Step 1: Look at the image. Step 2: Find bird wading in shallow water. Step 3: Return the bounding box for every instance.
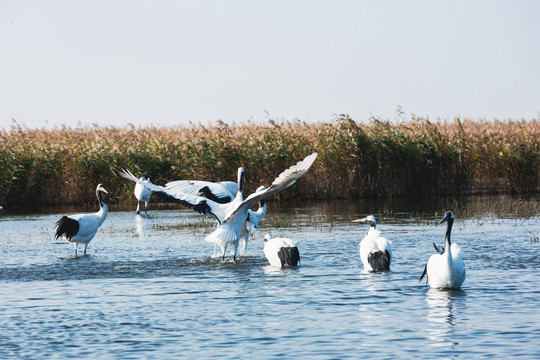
[54,184,108,255]
[119,152,317,260]
[262,234,300,267]
[420,210,466,289]
[353,215,392,272]
[166,180,268,256]
[134,172,153,214]
[168,175,266,255]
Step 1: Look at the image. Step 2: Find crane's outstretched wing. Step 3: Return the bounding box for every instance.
[119,169,229,223]
[165,180,237,204]
[226,152,318,222]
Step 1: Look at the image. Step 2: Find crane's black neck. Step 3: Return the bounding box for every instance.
[97,190,106,208]
[445,218,454,246]
[238,169,245,193]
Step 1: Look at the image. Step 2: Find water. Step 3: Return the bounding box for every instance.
[1,197,539,359]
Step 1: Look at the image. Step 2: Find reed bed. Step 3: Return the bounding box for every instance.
[1,116,539,208]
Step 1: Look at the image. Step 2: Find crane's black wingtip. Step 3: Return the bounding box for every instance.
[419,264,428,283]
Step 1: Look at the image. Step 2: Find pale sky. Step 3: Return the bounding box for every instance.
[1,0,538,129]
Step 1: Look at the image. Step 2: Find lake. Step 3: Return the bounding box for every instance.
[1,196,539,359]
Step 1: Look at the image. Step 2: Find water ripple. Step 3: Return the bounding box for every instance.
[0,209,539,359]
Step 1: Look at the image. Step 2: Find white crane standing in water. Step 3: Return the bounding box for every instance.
[134,172,152,215]
[54,184,108,255]
[420,210,466,289]
[168,173,266,256]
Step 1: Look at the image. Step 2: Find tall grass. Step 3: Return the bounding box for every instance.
[1,117,538,208]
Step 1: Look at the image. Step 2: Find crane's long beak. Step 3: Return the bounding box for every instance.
[352,217,368,223]
[438,215,448,225]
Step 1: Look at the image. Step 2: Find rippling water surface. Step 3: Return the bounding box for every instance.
[1,197,539,359]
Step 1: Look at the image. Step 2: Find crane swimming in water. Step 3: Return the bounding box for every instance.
[353,215,392,272]
[54,184,108,255]
[262,234,300,267]
[420,210,466,289]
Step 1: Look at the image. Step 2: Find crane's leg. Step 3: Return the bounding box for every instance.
[221,244,228,261]
[243,233,249,253]
[232,240,240,262]
[136,201,141,215]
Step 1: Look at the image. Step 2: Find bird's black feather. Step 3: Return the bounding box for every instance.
[55,216,79,240]
[367,250,391,272]
[152,190,220,224]
[433,242,444,254]
[419,264,428,283]
[277,247,300,267]
[199,186,232,204]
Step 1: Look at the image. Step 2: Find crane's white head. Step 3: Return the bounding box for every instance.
[352,215,376,228]
[261,234,271,242]
[438,210,454,225]
[96,183,108,194]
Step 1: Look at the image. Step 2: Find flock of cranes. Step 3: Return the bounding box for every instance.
[53,152,466,289]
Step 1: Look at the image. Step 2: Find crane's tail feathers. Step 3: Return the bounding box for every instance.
[277,246,300,267]
[205,227,237,245]
[55,216,79,240]
[367,250,391,272]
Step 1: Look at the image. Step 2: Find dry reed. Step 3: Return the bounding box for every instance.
[1,116,538,208]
